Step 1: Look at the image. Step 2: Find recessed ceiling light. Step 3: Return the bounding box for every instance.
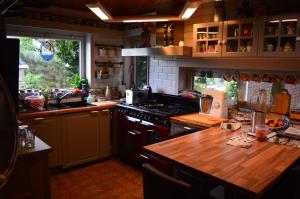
[181,8,197,19]
[86,2,112,21]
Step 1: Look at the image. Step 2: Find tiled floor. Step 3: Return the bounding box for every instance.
[51,159,143,199]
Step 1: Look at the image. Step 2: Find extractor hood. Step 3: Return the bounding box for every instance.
[122,46,192,57]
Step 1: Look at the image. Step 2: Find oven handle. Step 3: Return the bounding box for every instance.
[128,130,141,135]
[140,154,150,160]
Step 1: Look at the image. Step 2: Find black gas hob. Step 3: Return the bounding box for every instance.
[117,93,198,127]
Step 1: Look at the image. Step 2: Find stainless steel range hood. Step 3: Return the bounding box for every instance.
[121,46,192,57]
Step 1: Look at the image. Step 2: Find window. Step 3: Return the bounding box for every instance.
[193,76,238,102]
[135,56,148,88]
[15,36,80,90]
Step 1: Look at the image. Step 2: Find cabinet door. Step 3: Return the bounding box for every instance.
[98,109,111,158]
[222,18,258,57]
[258,14,300,57]
[193,22,223,57]
[32,117,62,168]
[62,111,100,168]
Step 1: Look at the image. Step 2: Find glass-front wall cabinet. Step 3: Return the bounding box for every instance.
[193,22,223,57]
[258,15,300,57]
[222,19,258,56]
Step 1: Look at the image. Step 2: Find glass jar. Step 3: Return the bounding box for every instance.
[255,124,269,141]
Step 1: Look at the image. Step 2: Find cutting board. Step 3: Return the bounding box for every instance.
[170,113,226,128]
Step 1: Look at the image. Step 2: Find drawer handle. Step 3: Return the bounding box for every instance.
[34,117,45,122]
[102,109,110,112]
[90,111,99,116]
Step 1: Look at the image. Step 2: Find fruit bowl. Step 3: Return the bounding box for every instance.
[266,114,290,132]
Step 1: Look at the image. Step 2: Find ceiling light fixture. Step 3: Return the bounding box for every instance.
[123,19,169,23]
[179,0,201,19]
[86,2,112,21]
[86,0,201,23]
[181,8,197,19]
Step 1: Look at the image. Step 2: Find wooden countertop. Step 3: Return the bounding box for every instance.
[170,113,226,128]
[18,137,51,156]
[19,101,117,119]
[144,127,300,198]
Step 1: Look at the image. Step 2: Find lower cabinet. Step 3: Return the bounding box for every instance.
[62,110,100,168]
[21,108,111,169]
[29,116,61,168]
[99,109,111,159]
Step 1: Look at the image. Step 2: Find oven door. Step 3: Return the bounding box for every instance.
[118,114,147,165]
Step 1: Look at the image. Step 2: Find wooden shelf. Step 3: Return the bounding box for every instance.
[95,43,123,49]
[95,61,123,67]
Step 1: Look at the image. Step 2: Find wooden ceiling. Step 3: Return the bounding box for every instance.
[14,0,187,20]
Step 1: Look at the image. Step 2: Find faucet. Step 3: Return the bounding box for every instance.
[56,92,73,105]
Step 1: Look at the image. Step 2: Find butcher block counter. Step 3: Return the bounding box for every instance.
[144,127,300,199]
[170,113,226,128]
[19,101,117,119]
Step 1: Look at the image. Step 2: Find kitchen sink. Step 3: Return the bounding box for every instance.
[48,102,96,109]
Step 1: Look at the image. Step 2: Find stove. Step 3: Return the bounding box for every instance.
[117,93,198,127]
[117,93,198,170]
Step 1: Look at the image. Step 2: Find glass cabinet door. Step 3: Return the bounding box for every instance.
[222,19,258,57]
[258,15,300,57]
[193,22,223,57]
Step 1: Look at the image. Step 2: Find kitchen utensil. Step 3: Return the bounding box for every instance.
[199,94,213,114]
[274,89,291,115]
[105,85,113,100]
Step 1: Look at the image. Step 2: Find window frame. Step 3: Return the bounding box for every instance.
[6,24,86,78]
[134,56,149,87]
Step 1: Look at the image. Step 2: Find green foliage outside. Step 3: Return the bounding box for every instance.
[136,57,148,88]
[194,77,238,102]
[19,37,80,90]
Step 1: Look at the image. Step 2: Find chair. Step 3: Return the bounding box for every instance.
[142,163,193,199]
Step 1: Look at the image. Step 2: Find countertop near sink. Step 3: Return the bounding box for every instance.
[170,113,226,128]
[19,101,117,119]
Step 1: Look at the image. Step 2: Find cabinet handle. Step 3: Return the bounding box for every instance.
[34,117,45,122]
[102,109,110,113]
[90,110,99,116]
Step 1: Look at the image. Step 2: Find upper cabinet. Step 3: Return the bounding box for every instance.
[222,19,258,57]
[193,22,223,57]
[258,15,300,57]
[192,14,300,58]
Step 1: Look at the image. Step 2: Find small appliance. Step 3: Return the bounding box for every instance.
[201,89,228,119]
[125,86,151,105]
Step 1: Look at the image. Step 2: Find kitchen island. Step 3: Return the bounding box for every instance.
[144,127,300,199]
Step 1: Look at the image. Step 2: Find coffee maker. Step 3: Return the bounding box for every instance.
[201,89,228,119]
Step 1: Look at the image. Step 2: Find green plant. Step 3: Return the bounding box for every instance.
[70,74,88,89]
[40,88,52,100]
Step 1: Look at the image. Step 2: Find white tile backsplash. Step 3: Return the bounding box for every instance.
[149,57,178,95]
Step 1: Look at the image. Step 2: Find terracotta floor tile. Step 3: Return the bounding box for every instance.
[51,159,143,199]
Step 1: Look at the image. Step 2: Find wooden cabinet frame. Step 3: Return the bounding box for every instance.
[193,22,223,57]
[258,14,300,57]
